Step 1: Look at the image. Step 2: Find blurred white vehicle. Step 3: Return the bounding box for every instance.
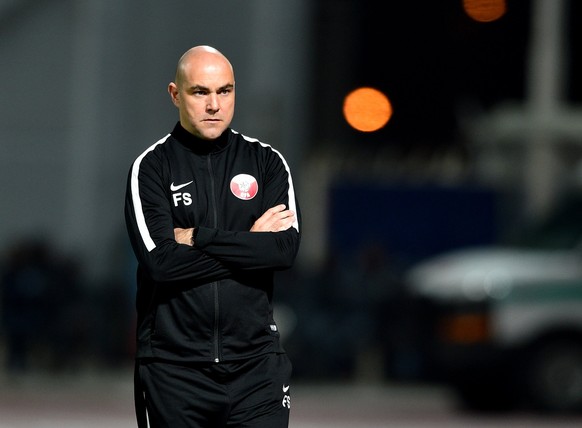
[402,195,582,413]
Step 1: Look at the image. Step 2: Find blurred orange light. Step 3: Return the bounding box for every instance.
[463,0,506,22]
[343,87,392,132]
[439,313,491,344]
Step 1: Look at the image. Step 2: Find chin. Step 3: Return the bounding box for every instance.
[203,127,227,139]
[201,131,222,140]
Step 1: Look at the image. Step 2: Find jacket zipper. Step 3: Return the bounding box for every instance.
[212,282,220,363]
[208,155,221,363]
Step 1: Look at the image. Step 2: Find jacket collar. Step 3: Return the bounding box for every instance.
[172,122,230,154]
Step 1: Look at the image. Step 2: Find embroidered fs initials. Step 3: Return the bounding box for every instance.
[171,181,193,206]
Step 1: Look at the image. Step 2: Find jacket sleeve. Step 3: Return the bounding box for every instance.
[194,145,301,270]
[124,148,233,283]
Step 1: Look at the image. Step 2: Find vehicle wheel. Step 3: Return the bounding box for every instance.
[525,340,582,413]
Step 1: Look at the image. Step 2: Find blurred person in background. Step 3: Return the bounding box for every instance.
[124,45,301,427]
[0,239,80,374]
[0,240,51,373]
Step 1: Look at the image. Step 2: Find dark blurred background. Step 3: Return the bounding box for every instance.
[2,0,582,414]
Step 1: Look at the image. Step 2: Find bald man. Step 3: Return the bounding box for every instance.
[125,45,301,427]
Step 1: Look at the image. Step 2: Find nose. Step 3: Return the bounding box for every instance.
[206,94,219,112]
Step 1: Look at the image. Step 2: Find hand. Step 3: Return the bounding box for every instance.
[251,204,295,232]
[174,227,194,246]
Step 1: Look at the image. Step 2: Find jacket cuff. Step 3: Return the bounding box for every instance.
[193,226,215,248]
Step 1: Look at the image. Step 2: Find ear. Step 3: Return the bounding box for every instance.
[168,82,180,107]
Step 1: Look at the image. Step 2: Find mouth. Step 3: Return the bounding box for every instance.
[203,119,222,126]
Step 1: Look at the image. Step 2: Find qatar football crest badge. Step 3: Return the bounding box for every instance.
[230,173,258,200]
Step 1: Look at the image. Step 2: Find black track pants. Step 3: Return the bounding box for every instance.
[135,353,292,428]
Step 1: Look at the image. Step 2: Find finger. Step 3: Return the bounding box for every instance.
[281,210,295,219]
[271,209,293,220]
[267,204,286,215]
[277,211,295,223]
[278,214,296,230]
[278,221,294,231]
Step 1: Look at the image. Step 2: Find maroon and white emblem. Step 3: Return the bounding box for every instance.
[230,173,258,200]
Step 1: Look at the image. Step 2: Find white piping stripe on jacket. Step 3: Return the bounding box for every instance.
[130,134,171,252]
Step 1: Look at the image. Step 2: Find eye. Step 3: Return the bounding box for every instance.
[218,86,234,96]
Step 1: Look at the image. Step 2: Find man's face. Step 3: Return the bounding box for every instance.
[169,54,235,140]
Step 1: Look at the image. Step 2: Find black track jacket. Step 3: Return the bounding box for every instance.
[125,123,301,363]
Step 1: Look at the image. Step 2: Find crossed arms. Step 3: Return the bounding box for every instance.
[174,204,296,246]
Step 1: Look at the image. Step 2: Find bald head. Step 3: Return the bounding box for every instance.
[175,45,234,88]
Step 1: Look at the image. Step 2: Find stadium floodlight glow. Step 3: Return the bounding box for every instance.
[463,0,507,23]
[342,87,393,133]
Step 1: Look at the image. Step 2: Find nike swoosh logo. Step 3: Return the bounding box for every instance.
[170,180,193,192]
[283,385,290,393]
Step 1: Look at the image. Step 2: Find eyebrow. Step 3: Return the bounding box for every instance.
[189,83,234,92]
